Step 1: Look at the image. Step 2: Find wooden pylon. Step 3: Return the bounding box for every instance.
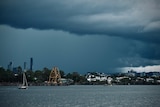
[48,67,61,85]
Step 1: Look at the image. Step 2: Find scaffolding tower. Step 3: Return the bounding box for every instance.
[48,67,61,85]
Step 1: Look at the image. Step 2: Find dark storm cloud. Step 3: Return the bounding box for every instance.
[1,0,160,67]
[0,0,160,43]
[139,44,160,60]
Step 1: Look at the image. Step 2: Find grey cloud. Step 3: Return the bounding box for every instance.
[1,0,160,41]
[1,0,160,64]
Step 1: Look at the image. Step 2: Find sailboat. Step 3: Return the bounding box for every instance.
[18,70,28,89]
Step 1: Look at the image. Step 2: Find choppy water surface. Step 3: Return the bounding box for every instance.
[0,85,160,107]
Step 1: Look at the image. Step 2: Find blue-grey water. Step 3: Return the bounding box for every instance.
[0,85,160,107]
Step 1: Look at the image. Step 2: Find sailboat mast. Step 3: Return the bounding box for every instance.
[18,62,28,89]
[23,62,28,87]
[23,72,25,85]
[23,62,26,85]
[24,72,28,87]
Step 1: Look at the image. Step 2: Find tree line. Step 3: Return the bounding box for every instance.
[0,67,87,85]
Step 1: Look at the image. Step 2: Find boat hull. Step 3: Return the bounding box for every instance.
[18,86,28,89]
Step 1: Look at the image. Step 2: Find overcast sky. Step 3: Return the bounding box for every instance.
[0,0,160,73]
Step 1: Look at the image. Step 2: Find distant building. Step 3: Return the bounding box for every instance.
[127,69,136,77]
[139,72,146,77]
[23,62,27,72]
[146,72,160,77]
[86,72,108,82]
[30,58,33,71]
[145,78,154,83]
[107,77,113,85]
[13,67,18,73]
[8,61,13,71]
[157,80,160,83]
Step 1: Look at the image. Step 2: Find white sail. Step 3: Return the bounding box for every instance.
[18,71,28,89]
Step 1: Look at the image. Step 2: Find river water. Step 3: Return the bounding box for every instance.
[0,85,160,107]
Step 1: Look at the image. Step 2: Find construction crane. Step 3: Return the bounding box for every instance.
[48,67,62,85]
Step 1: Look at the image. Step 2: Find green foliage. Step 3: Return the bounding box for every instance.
[26,70,34,82]
[59,70,65,78]
[42,67,51,81]
[1,66,159,85]
[66,72,87,84]
[34,70,44,83]
[0,67,15,82]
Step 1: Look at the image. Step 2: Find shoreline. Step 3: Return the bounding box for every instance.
[1,82,160,86]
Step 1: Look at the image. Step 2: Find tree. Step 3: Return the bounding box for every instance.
[72,72,80,83]
[5,69,15,82]
[66,73,72,79]
[0,67,6,82]
[26,70,34,82]
[66,72,81,83]
[34,70,43,83]
[42,67,51,81]
[59,70,65,78]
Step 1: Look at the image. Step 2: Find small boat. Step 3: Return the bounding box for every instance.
[104,84,112,86]
[18,71,28,89]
